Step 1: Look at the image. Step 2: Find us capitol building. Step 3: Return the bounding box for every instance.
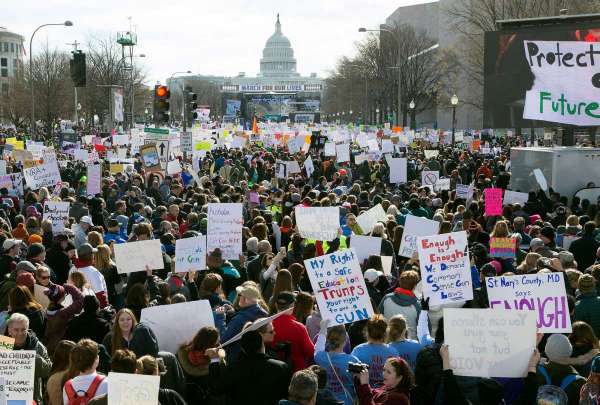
[171,14,324,123]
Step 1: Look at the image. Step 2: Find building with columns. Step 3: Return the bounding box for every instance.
[169,15,324,123]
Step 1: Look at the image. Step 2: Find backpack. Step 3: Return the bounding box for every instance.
[64,374,105,405]
[536,364,577,405]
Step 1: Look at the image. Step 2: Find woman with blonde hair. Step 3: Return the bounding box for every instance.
[387,314,423,371]
[68,270,94,296]
[516,252,541,274]
[94,244,122,307]
[490,220,510,238]
[87,231,103,248]
[566,214,582,235]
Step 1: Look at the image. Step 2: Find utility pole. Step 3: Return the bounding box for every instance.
[67,40,80,126]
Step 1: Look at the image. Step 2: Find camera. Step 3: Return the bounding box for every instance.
[347,362,369,373]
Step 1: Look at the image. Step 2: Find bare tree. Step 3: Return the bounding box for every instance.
[323,24,456,126]
[444,0,600,109]
[29,44,73,136]
[0,70,29,128]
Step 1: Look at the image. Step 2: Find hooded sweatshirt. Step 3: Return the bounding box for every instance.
[379,288,421,340]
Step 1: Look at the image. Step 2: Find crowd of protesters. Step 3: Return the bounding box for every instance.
[2,126,600,405]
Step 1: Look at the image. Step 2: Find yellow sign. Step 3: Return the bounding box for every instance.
[0,335,15,351]
[110,164,124,174]
[195,140,213,151]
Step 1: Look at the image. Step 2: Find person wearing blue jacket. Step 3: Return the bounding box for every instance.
[215,283,267,361]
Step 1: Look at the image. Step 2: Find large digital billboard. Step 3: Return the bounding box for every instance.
[484,20,600,128]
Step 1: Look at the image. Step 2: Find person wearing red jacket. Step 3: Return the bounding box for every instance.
[270,291,314,372]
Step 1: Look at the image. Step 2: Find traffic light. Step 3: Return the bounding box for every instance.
[70,51,86,87]
[153,85,170,125]
[184,86,198,126]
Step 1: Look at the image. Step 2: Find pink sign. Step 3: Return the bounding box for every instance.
[485,188,503,216]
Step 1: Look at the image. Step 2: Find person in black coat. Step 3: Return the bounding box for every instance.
[570,222,600,272]
[65,295,111,345]
[209,330,292,405]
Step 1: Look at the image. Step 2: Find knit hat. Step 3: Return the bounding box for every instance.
[16,260,36,274]
[480,263,498,278]
[489,260,502,275]
[545,333,573,362]
[44,283,66,303]
[291,193,301,203]
[557,251,575,268]
[16,272,35,289]
[578,274,596,295]
[27,242,45,259]
[28,234,43,245]
[11,223,29,241]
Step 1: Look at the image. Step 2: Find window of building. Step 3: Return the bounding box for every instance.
[13,59,18,70]
[0,58,6,67]
[1,83,8,97]
[1,68,8,78]
[10,43,14,52]
[3,43,8,52]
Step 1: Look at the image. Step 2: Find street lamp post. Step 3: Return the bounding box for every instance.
[451,94,459,146]
[30,20,73,139]
[409,100,415,130]
[359,27,401,126]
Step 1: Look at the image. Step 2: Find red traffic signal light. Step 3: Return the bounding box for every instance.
[155,85,169,98]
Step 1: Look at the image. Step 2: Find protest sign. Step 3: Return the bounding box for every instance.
[533,168,548,191]
[175,235,206,273]
[455,184,473,201]
[140,144,161,170]
[489,237,516,259]
[484,188,503,216]
[108,372,160,405]
[434,178,451,191]
[355,204,387,234]
[34,284,50,309]
[43,201,70,233]
[503,190,528,206]
[304,249,374,325]
[418,231,472,305]
[424,150,439,159]
[207,203,243,260]
[399,215,439,258]
[381,256,393,276]
[166,160,182,175]
[0,350,36,404]
[324,142,336,156]
[349,235,381,264]
[114,239,164,274]
[23,160,61,189]
[87,163,102,196]
[140,300,214,354]
[0,336,14,351]
[389,158,407,184]
[487,273,571,333]
[304,156,314,177]
[336,143,350,163]
[0,173,23,197]
[522,40,600,126]
[444,308,537,378]
[421,170,439,187]
[295,206,339,241]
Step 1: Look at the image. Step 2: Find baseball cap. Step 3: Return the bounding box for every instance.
[15,260,36,273]
[364,268,383,283]
[77,243,98,257]
[2,238,21,252]
[80,216,94,226]
[236,284,260,301]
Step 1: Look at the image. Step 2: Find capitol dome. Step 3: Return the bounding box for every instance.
[259,14,299,78]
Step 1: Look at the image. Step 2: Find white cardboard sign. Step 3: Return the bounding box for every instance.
[295,206,339,241]
[0,350,36,404]
[207,203,243,260]
[43,201,70,233]
[108,372,160,405]
[444,308,537,378]
[140,300,215,355]
[114,239,164,274]
[418,231,473,305]
[355,204,387,235]
[175,235,207,273]
[398,215,439,258]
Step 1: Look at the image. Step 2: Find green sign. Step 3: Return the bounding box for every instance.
[144,127,169,135]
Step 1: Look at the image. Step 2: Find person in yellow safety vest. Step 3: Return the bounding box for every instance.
[322,235,348,254]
